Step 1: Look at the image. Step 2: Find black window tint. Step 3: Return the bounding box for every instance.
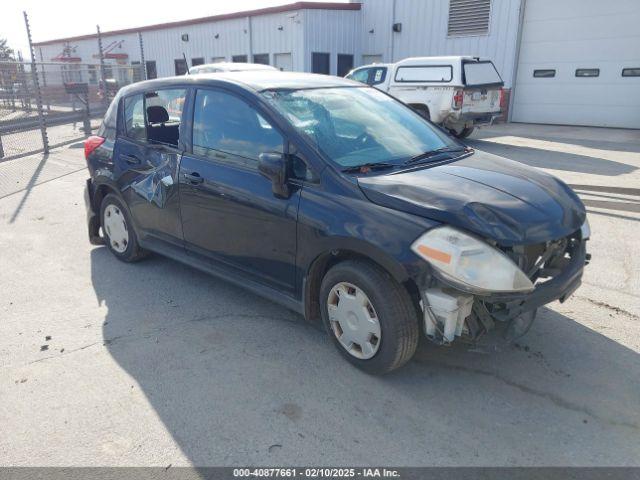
[253,53,269,65]
[124,94,146,141]
[145,61,157,79]
[576,68,599,77]
[622,68,640,77]
[312,52,330,74]
[370,67,387,85]
[337,54,354,77]
[232,55,248,63]
[534,69,556,78]
[192,90,284,166]
[174,59,188,75]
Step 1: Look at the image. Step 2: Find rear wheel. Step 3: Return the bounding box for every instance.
[453,126,475,138]
[320,260,419,374]
[411,105,430,121]
[100,193,147,262]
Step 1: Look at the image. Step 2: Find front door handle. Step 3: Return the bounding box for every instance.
[183,172,204,184]
[122,154,140,165]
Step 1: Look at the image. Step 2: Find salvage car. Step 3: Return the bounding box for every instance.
[188,62,277,75]
[84,71,589,374]
[346,56,504,138]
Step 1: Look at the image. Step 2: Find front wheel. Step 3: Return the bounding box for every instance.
[453,126,475,139]
[320,260,419,374]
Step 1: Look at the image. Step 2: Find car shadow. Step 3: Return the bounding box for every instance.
[465,138,637,177]
[91,247,640,466]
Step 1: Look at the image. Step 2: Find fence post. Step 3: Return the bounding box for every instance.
[24,11,49,154]
[138,31,147,81]
[96,25,108,109]
[0,135,4,159]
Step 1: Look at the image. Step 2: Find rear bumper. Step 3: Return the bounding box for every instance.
[459,111,501,127]
[84,178,103,245]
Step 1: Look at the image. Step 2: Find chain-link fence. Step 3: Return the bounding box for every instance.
[0,61,144,161]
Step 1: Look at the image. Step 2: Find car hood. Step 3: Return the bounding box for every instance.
[357,150,586,246]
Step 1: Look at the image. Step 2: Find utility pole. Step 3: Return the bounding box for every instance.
[96,25,108,107]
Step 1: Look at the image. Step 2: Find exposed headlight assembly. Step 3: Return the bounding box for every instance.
[580,218,591,240]
[411,226,535,294]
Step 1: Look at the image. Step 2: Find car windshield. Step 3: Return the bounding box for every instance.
[261,87,456,168]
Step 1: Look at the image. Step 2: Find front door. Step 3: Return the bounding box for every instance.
[178,88,300,293]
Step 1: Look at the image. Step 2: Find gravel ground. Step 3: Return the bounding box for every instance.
[0,123,639,467]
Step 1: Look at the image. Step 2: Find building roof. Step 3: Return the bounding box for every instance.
[33,2,361,46]
[118,70,360,97]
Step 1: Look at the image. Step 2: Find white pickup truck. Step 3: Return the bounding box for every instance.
[346,56,504,138]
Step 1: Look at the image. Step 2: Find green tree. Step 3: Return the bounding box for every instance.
[0,38,15,61]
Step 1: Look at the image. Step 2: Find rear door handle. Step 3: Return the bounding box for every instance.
[183,172,204,184]
[122,154,140,165]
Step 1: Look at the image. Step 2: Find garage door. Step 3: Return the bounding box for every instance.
[511,0,640,128]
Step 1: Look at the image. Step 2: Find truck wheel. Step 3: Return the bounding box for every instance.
[411,105,430,121]
[100,193,148,263]
[320,259,419,374]
[454,127,475,139]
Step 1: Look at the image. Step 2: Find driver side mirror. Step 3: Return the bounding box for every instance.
[258,152,290,199]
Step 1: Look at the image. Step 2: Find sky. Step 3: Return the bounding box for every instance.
[1,0,348,60]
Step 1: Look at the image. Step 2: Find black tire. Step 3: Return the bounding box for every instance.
[412,105,430,121]
[319,259,419,374]
[453,126,475,139]
[100,193,147,263]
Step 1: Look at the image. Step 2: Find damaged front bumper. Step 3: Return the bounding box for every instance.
[84,178,103,245]
[421,238,588,344]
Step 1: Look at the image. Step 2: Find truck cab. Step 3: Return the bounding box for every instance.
[346,56,504,138]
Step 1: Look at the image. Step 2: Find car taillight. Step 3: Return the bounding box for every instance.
[453,89,464,109]
[84,135,105,160]
[499,88,506,108]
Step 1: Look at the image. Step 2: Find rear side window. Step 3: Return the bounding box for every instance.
[192,89,283,166]
[463,61,503,87]
[123,94,146,142]
[144,89,187,147]
[97,96,118,140]
[370,67,387,85]
[533,69,556,78]
[395,65,453,83]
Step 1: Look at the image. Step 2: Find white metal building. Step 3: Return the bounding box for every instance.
[33,0,640,128]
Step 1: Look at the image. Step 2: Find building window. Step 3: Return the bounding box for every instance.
[312,52,330,74]
[211,56,226,63]
[622,68,640,77]
[88,65,98,85]
[192,57,205,67]
[533,69,556,78]
[131,61,142,83]
[575,68,599,78]
[253,54,269,65]
[232,55,248,63]
[174,58,188,75]
[447,0,491,36]
[146,61,157,79]
[337,54,354,77]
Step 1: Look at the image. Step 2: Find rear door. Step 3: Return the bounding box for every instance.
[461,61,503,114]
[178,88,300,293]
[113,88,187,247]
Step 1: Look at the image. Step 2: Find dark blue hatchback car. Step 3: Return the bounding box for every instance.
[84,71,589,374]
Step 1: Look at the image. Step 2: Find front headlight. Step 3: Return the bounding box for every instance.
[411,226,534,294]
[580,218,590,240]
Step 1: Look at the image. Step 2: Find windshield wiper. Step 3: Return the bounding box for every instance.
[404,146,471,165]
[341,162,397,173]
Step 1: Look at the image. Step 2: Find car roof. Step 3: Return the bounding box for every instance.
[189,62,278,73]
[119,71,361,96]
